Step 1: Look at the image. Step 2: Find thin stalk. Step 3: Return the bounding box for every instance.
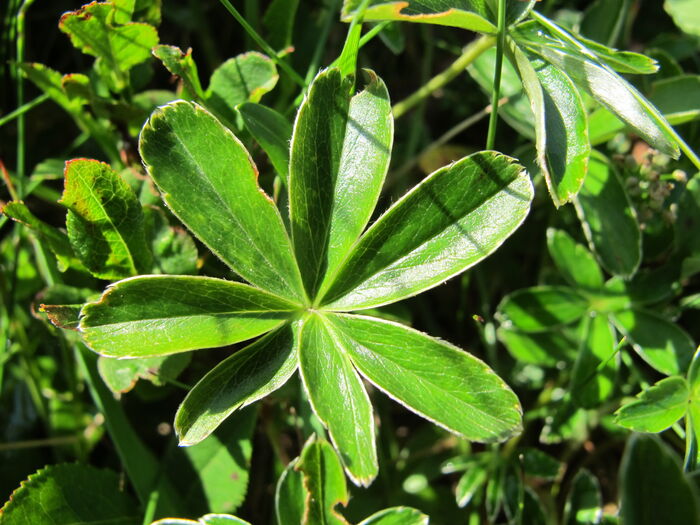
[359,21,391,47]
[217,0,306,88]
[485,0,506,150]
[684,415,698,472]
[392,35,496,119]
[0,93,48,128]
[303,0,341,84]
[15,0,35,199]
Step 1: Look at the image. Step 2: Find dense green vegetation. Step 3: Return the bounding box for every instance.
[1,1,700,523]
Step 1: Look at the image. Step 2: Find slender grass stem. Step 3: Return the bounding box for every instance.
[392,35,496,119]
[0,93,48,129]
[485,0,506,150]
[217,0,307,88]
[16,0,35,199]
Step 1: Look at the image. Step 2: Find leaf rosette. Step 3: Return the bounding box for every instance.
[76,67,533,486]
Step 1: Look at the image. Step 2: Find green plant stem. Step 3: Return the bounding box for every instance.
[684,418,698,472]
[303,0,340,85]
[392,35,496,119]
[485,0,506,150]
[15,0,35,199]
[0,93,48,128]
[217,0,306,88]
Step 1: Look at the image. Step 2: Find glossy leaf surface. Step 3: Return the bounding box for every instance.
[175,323,299,445]
[330,314,522,442]
[321,152,532,310]
[275,459,305,525]
[152,45,205,99]
[341,0,496,33]
[615,376,689,432]
[139,101,305,301]
[80,276,295,357]
[358,507,429,525]
[61,159,151,280]
[299,314,377,486]
[0,464,138,525]
[613,308,695,375]
[574,153,641,277]
[290,68,392,298]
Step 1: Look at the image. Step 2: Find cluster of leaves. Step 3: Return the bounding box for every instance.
[1,0,700,523]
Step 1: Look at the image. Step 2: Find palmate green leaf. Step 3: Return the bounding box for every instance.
[79,275,296,357]
[59,2,158,75]
[570,314,618,408]
[299,314,377,486]
[497,327,574,366]
[496,286,589,333]
[320,151,533,310]
[358,507,428,525]
[139,100,306,302]
[290,68,392,298]
[510,43,590,206]
[206,52,279,126]
[175,322,299,445]
[620,435,700,525]
[0,463,138,525]
[516,15,680,157]
[296,437,350,525]
[144,205,198,275]
[61,159,152,280]
[341,0,496,33]
[573,152,641,278]
[238,102,292,183]
[329,313,522,442]
[546,229,604,290]
[276,458,305,525]
[615,376,689,432]
[612,308,695,375]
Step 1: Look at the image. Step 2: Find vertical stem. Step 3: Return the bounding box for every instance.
[485,0,506,150]
[684,414,698,472]
[15,0,35,199]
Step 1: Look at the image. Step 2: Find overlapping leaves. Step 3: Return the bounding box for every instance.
[72,67,534,486]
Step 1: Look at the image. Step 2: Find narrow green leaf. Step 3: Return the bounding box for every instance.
[455,467,488,508]
[580,0,631,47]
[0,464,139,525]
[573,152,641,278]
[620,435,700,525]
[564,469,602,525]
[648,75,700,125]
[206,52,279,125]
[1,200,81,272]
[275,459,305,525]
[547,229,604,290]
[263,0,300,50]
[139,100,305,301]
[290,68,393,298]
[513,45,590,206]
[80,275,296,357]
[61,159,151,280]
[496,286,588,333]
[577,36,659,75]
[615,376,689,432]
[152,45,206,99]
[98,353,191,393]
[321,151,532,310]
[521,448,562,480]
[237,102,292,183]
[336,2,366,78]
[295,437,350,525]
[175,322,299,445]
[570,314,618,408]
[341,0,496,34]
[518,15,680,157]
[59,2,158,73]
[358,507,429,525]
[152,516,250,525]
[329,313,523,442]
[299,314,377,486]
[613,308,695,375]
